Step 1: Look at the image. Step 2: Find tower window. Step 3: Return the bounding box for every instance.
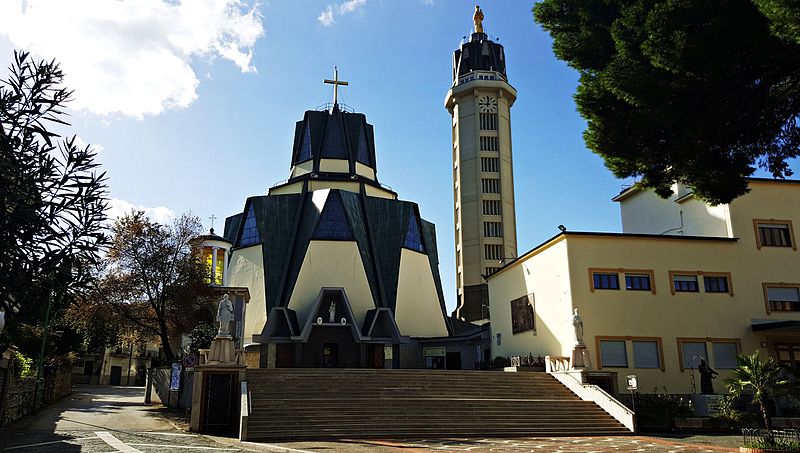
[480,136,498,152]
[482,200,502,216]
[481,157,499,172]
[314,191,354,241]
[479,113,498,131]
[484,244,503,261]
[485,267,500,276]
[404,210,427,253]
[481,178,500,194]
[484,221,502,238]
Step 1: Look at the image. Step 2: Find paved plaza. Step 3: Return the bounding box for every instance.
[0,385,739,453]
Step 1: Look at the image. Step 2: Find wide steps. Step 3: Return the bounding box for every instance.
[243,369,630,440]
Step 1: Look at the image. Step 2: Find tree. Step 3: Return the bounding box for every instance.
[0,51,109,320]
[95,211,215,361]
[533,0,800,204]
[726,351,790,430]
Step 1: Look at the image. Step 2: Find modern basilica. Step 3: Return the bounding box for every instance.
[220,74,487,370]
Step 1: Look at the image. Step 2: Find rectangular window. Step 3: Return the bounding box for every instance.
[484,244,503,261]
[485,267,500,275]
[482,200,502,216]
[632,340,661,369]
[712,341,739,369]
[479,136,499,152]
[625,274,651,291]
[483,222,502,238]
[755,220,795,249]
[480,156,499,172]
[510,294,535,334]
[673,274,699,292]
[479,113,498,131]
[765,285,800,312]
[592,272,620,290]
[679,340,708,370]
[481,178,500,194]
[599,340,628,367]
[704,275,730,293]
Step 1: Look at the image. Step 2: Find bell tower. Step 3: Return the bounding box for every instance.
[444,6,518,322]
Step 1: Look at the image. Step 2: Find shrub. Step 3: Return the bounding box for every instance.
[631,388,694,430]
[12,350,35,378]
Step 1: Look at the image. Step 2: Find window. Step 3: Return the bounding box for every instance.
[403,210,426,253]
[484,222,502,237]
[712,341,739,369]
[481,178,500,194]
[496,333,501,345]
[592,272,620,290]
[313,191,354,241]
[673,274,699,293]
[239,204,260,246]
[704,275,730,293]
[625,274,651,291]
[485,266,500,275]
[632,340,662,369]
[481,157,499,172]
[678,339,708,370]
[599,340,628,367]
[482,200,502,216]
[479,113,498,130]
[484,244,503,261]
[764,284,800,312]
[480,136,499,152]
[754,219,795,249]
[510,294,535,334]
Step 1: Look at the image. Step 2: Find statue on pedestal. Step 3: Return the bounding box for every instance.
[572,308,584,345]
[216,294,234,336]
[698,358,718,394]
[328,301,336,323]
[473,5,484,34]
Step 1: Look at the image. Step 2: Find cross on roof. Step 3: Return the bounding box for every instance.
[209,214,218,231]
[323,66,349,106]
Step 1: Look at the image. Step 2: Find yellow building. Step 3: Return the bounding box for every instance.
[488,179,800,394]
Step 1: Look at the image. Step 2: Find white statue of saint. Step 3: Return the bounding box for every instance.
[328,301,336,323]
[216,294,234,336]
[572,308,584,345]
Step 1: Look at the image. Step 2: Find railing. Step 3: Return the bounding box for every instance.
[545,355,570,372]
[742,428,800,450]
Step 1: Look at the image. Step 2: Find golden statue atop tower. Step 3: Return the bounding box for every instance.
[473,5,484,33]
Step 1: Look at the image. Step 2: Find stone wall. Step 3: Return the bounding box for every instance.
[43,365,72,404]
[151,366,193,409]
[1,376,36,426]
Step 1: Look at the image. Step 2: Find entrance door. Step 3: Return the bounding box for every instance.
[366,345,384,368]
[446,352,462,370]
[202,373,238,435]
[323,343,338,367]
[110,366,122,385]
[135,364,147,386]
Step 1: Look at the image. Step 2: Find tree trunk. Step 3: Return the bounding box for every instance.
[158,317,174,363]
[759,400,771,432]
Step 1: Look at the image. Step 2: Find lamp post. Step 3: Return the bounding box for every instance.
[34,292,56,410]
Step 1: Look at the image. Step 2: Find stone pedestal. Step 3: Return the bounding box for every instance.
[690,394,723,416]
[207,335,237,364]
[571,343,592,370]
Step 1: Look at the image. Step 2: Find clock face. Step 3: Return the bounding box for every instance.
[478,96,498,113]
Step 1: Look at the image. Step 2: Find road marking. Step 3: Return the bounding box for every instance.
[241,443,316,453]
[95,431,144,453]
[3,436,98,450]
[136,432,196,437]
[127,445,238,451]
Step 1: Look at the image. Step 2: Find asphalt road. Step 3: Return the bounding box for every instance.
[0,385,240,452]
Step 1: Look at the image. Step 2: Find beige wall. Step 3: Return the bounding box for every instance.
[287,240,375,330]
[228,245,267,345]
[395,248,449,337]
[618,188,731,237]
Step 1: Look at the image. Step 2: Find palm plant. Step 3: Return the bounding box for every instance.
[727,351,790,431]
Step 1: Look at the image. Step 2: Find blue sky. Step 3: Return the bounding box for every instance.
[1,1,793,312]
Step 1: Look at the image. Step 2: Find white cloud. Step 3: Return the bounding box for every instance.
[107,198,175,224]
[0,0,264,119]
[318,0,367,27]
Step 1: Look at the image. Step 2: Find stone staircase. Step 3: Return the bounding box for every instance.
[241,369,631,440]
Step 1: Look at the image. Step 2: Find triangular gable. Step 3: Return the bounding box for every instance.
[298,121,312,162]
[313,191,354,240]
[239,203,260,247]
[262,307,301,339]
[362,308,403,342]
[403,208,426,253]
[297,288,365,343]
[320,111,348,159]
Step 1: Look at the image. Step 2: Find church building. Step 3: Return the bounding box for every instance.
[219,74,486,369]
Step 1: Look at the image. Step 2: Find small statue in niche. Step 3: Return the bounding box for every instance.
[328,301,336,323]
[698,358,718,394]
[216,294,234,336]
[572,308,584,345]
